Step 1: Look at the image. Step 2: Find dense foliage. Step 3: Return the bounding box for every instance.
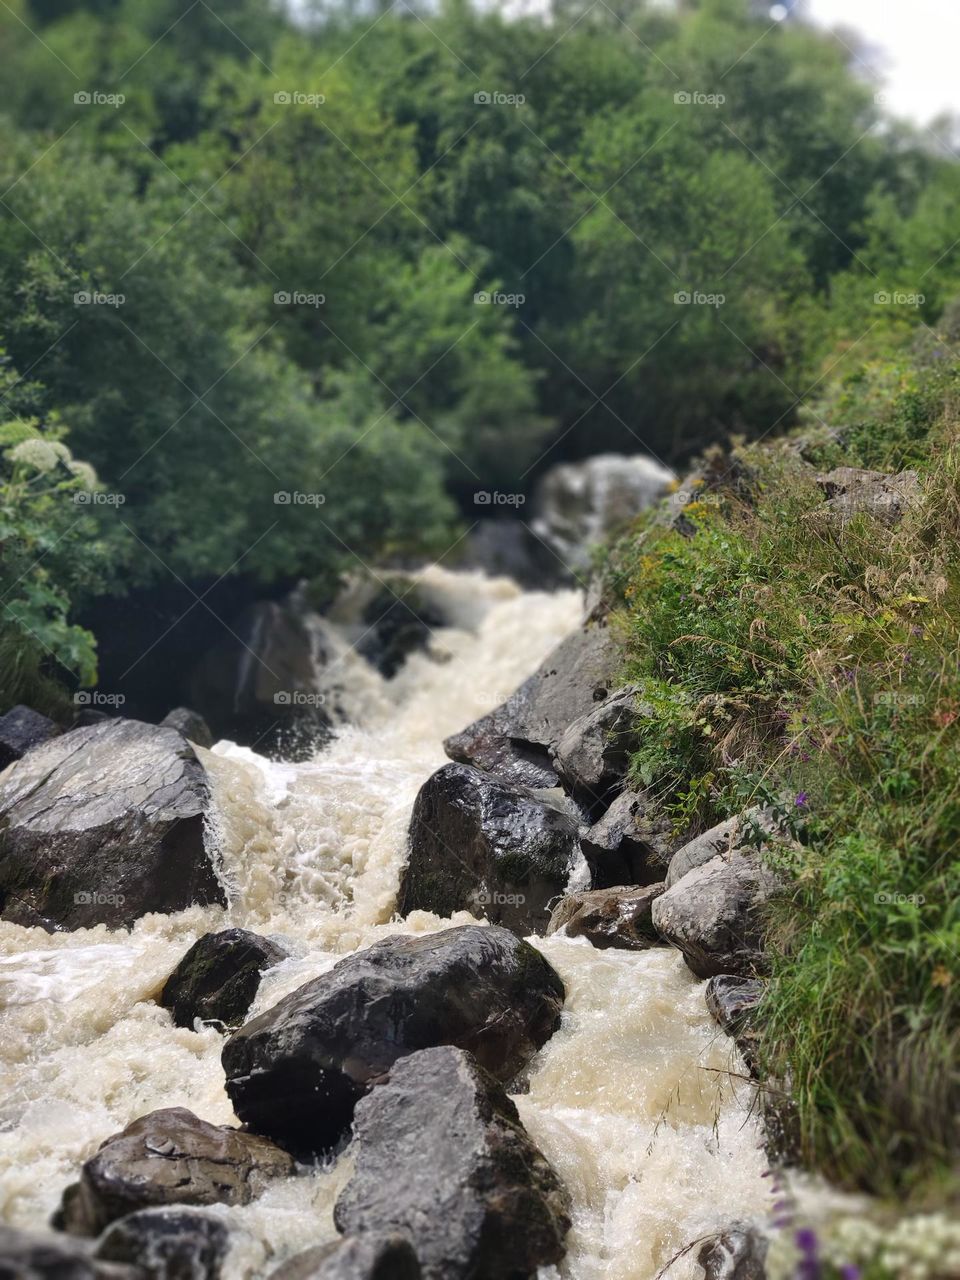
[608,325,960,1198]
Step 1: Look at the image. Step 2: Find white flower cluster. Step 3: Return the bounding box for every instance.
[9,437,70,473]
[767,1211,960,1279]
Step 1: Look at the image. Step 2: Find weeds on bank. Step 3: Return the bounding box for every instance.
[608,372,960,1196]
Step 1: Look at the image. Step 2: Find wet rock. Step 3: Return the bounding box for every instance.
[354,579,446,679]
[334,1046,570,1280]
[697,1225,768,1279]
[94,1210,230,1280]
[547,884,665,950]
[0,1224,138,1279]
[159,708,213,749]
[443,620,619,789]
[815,466,920,526]
[268,1235,420,1280]
[705,975,764,1075]
[552,685,645,813]
[160,929,288,1030]
[581,789,679,888]
[0,720,224,931]
[187,598,330,760]
[222,925,564,1157]
[460,520,542,588]
[531,453,674,580]
[57,1108,295,1237]
[652,851,780,979]
[397,762,580,933]
[0,705,61,770]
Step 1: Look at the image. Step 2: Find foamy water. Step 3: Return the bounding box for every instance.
[0,567,771,1277]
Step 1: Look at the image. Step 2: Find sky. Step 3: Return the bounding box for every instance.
[802,0,960,125]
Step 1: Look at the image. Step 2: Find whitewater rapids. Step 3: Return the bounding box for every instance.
[0,567,772,1278]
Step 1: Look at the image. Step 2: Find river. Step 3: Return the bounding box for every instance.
[0,566,771,1278]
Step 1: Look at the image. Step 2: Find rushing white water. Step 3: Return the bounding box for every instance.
[0,566,772,1278]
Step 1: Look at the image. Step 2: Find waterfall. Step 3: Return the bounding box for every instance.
[0,566,771,1277]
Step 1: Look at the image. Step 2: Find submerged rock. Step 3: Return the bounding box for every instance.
[697,1225,769,1279]
[94,1209,230,1280]
[222,925,564,1157]
[397,762,580,934]
[57,1108,295,1237]
[354,578,446,679]
[159,708,213,749]
[160,929,288,1030]
[581,789,679,888]
[269,1235,420,1280]
[652,851,780,979]
[547,884,665,950]
[334,1045,570,1280]
[0,704,61,770]
[443,620,620,789]
[0,719,224,931]
[0,1224,137,1279]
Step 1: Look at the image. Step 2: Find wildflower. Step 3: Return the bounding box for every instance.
[794,792,808,807]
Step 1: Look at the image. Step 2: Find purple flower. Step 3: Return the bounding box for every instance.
[794,1227,819,1257]
[839,1267,861,1280]
[795,792,808,807]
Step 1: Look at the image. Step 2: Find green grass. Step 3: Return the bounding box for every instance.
[607,348,960,1197]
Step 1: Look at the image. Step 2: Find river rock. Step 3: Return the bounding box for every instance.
[552,685,644,813]
[222,925,564,1156]
[0,704,61,770]
[269,1235,420,1280]
[334,1046,570,1280]
[815,466,920,526]
[353,578,446,679]
[0,1224,138,1279]
[57,1108,295,1237]
[160,929,288,1030]
[94,1209,230,1279]
[705,975,764,1075]
[531,453,674,579]
[159,708,213,749]
[443,619,620,789]
[0,719,224,931]
[397,762,580,933]
[581,789,679,887]
[652,851,780,979]
[697,1225,769,1279]
[666,811,779,888]
[547,884,665,950]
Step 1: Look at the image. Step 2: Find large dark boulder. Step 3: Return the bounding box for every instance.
[159,930,288,1030]
[0,705,61,770]
[546,884,665,951]
[222,926,564,1157]
[443,620,620,789]
[0,1225,138,1279]
[57,1108,295,1237]
[94,1210,230,1280]
[334,1046,570,1280]
[0,720,224,931]
[268,1235,420,1280]
[159,709,213,750]
[354,578,446,679]
[397,763,580,934]
[581,789,679,888]
[652,851,780,979]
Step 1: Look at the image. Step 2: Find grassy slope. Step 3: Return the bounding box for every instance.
[607,329,960,1199]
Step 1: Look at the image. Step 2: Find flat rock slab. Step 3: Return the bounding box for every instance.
[0,719,224,930]
[268,1235,420,1280]
[334,1046,570,1280]
[397,762,580,934]
[57,1107,295,1236]
[222,925,564,1157]
[547,883,665,950]
[160,929,288,1030]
